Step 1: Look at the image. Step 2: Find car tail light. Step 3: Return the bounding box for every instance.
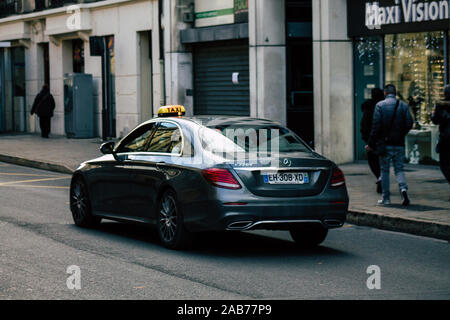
[330,167,346,188]
[223,202,248,206]
[202,168,242,190]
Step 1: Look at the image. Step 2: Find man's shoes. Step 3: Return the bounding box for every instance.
[401,189,410,206]
[376,181,382,194]
[377,198,391,205]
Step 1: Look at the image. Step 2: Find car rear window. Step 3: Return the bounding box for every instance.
[200,124,311,157]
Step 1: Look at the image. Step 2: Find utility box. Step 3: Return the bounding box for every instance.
[64,73,94,138]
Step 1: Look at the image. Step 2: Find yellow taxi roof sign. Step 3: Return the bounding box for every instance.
[158,105,186,117]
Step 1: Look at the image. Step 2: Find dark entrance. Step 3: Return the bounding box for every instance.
[42,43,50,88]
[286,0,314,147]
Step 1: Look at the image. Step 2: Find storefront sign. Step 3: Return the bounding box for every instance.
[348,0,450,37]
[195,0,234,28]
[194,0,248,28]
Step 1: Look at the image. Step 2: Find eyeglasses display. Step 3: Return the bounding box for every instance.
[382,32,444,164]
[385,32,445,129]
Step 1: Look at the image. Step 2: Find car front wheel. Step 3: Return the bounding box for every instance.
[157,189,192,250]
[70,177,101,228]
[289,224,328,247]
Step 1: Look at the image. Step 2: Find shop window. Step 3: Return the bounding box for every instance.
[72,39,85,73]
[385,32,444,164]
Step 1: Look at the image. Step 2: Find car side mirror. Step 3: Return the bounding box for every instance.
[100,141,115,155]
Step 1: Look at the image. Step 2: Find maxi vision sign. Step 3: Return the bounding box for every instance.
[348,0,450,37]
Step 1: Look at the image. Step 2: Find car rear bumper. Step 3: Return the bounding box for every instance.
[182,198,348,232]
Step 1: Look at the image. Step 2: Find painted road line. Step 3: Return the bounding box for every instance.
[0,176,70,186]
[0,185,70,189]
[0,173,63,177]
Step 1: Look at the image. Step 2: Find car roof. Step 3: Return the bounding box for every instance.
[141,116,280,128]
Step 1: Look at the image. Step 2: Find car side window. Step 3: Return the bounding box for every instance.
[117,124,155,153]
[147,122,182,154]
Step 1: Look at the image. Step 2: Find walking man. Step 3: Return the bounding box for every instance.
[366,84,414,206]
[30,84,55,138]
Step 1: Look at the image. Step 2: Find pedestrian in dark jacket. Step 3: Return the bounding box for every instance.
[360,88,385,193]
[30,84,55,138]
[366,84,414,206]
[432,85,450,190]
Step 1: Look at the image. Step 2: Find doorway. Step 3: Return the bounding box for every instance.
[286,0,313,146]
[353,37,383,160]
[286,41,314,146]
[139,31,153,122]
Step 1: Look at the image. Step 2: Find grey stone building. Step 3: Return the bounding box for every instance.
[0,0,380,165]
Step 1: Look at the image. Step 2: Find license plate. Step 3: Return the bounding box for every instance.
[263,172,309,185]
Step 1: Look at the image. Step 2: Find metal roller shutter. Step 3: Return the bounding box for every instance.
[194,41,250,116]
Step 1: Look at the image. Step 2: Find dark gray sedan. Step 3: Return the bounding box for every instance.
[70,114,348,249]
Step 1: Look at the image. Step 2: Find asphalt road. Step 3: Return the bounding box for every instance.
[0,162,449,300]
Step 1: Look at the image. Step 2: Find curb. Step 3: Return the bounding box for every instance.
[0,154,74,175]
[347,210,450,242]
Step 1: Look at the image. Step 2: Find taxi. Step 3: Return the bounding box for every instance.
[70,106,348,250]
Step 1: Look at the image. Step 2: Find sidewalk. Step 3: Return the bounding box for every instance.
[1,133,449,241]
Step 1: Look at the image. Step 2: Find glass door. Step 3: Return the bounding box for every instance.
[354,37,383,160]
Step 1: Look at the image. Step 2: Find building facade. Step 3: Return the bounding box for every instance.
[163,0,353,164]
[6,0,440,166]
[350,0,446,165]
[0,0,163,139]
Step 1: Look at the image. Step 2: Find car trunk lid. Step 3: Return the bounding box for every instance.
[230,153,333,197]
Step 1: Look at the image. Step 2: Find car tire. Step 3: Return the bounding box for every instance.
[289,224,328,247]
[70,177,101,228]
[157,189,192,250]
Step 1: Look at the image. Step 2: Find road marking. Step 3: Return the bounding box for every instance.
[0,173,62,177]
[0,176,70,186]
[0,185,70,189]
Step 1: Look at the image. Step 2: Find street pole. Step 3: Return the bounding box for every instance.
[101,37,108,141]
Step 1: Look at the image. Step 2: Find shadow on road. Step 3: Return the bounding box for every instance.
[82,221,352,259]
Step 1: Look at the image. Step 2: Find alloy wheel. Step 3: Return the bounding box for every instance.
[159,194,178,243]
[71,180,87,222]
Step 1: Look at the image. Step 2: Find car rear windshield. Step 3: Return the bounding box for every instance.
[200,124,311,157]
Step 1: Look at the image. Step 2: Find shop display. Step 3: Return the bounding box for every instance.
[385,32,444,129]
[384,32,442,163]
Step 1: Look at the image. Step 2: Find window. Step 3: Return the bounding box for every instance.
[385,31,444,164]
[385,32,445,127]
[200,124,311,159]
[72,39,85,74]
[118,124,155,153]
[147,122,183,154]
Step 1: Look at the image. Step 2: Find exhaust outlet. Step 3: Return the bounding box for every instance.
[324,219,344,228]
[227,221,254,230]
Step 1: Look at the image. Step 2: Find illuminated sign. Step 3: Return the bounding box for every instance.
[348,0,450,36]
